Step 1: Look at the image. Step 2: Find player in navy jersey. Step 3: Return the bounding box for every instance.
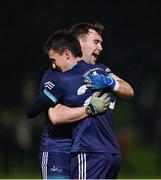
[27,29,110,179]
[27,23,134,179]
[38,66,109,180]
[47,23,134,179]
[41,28,134,179]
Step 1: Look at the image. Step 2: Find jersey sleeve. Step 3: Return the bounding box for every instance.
[98,63,115,76]
[26,91,54,118]
[99,63,122,81]
[26,69,64,118]
[40,70,64,102]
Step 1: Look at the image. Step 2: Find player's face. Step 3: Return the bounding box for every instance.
[48,49,68,72]
[79,29,103,65]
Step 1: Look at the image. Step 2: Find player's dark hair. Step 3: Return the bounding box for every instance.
[69,22,104,38]
[43,30,82,57]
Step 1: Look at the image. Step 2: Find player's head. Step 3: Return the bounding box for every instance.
[43,30,82,72]
[70,22,104,65]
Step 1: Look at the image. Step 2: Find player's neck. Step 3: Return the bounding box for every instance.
[61,57,81,72]
[69,57,81,69]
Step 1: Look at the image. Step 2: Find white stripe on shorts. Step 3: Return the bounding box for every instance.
[78,153,87,180]
[41,152,48,180]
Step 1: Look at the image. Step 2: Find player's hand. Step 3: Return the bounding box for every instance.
[84,74,116,90]
[86,91,110,115]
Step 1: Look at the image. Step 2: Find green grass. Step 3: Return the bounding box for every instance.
[118,140,160,178]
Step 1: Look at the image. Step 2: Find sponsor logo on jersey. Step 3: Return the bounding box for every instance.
[50,166,63,173]
[93,71,99,75]
[83,67,105,77]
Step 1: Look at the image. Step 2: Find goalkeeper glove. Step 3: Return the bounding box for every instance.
[85,91,110,115]
[84,74,119,91]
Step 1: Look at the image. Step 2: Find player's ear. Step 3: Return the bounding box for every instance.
[78,39,84,48]
[64,49,71,60]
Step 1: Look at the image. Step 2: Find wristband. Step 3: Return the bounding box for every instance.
[113,80,120,91]
[86,104,97,115]
[85,106,91,115]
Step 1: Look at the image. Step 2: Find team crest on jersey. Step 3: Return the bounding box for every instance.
[44,81,55,90]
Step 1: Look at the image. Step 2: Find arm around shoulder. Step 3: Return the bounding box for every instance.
[112,76,134,99]
[48,104,89,125]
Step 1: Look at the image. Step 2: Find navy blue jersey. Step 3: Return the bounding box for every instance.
[44,60,120,154]
[39,68,72,153]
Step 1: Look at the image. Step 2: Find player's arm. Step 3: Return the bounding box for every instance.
[48,104,88,124]
[26,70,64,118]
[48,92,110,125]
[26,76,61,118]
[27,86,110,124]
[26,90,56,118]
[84,74,134,99]
[110,74,134,99]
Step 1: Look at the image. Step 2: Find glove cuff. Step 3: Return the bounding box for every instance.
[112,80,120,91]
[85,106,91,115]
[108,76,120,91]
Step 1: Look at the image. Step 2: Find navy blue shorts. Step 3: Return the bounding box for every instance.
[71,152,121,179]
[39,151,71,179]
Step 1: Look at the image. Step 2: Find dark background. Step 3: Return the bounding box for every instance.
[0,0,161,178]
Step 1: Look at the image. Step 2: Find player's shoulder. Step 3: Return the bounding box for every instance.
[40,68,61,88]
[96,63,112,74]
[41,68,60,81]
[43,68,60,77]
[64,60,93,75]
[77,59,94,68]
[77,60,97,71]
[96,62,108,69]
